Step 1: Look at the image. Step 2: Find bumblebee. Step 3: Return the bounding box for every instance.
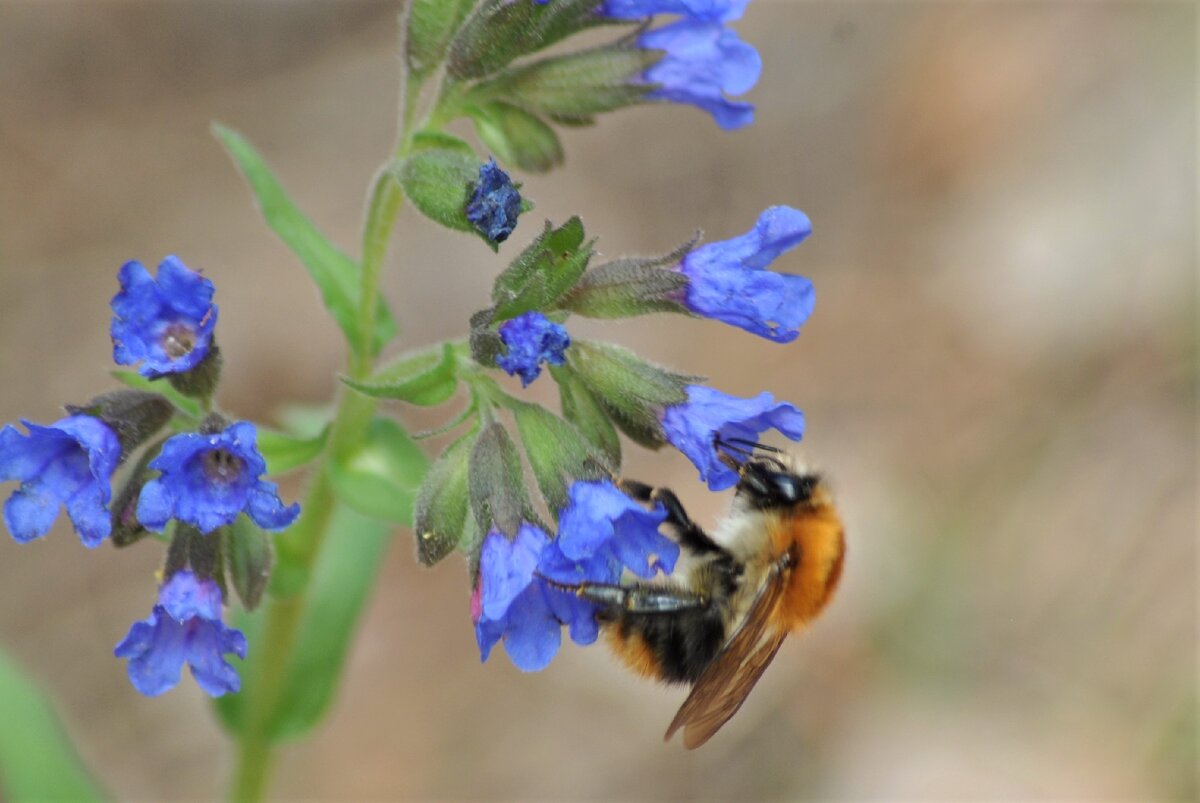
[548,439,845,749]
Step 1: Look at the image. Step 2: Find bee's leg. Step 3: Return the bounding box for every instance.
[619,479,726,555]
[541,576,708,614]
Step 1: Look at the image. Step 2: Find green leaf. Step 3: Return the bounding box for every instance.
[447,0,614,81]
[567,339,696,448]
[328,418,430,525]
[412,426,478,566]
[213,124,396,355]
[551,365,621,466]
[512,402,610,516]
[0,649,107,801]
[478,41,657,120]
[405,0,476,81]
[256,426,329,476]
[268,502,394,742]
[394,145,489,246]
[468,421,540,537]
[491,217,592,321]
[469,102,564,173]
[410,130,477,158]
[227,515,274,611]
[340,342,459,406]
[111,369,201,419]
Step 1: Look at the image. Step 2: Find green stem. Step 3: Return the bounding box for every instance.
[230,162,408,803]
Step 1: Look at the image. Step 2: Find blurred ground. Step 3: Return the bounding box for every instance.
[0,2,1195,800]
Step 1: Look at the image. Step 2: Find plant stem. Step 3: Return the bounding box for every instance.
[230,168,407,801]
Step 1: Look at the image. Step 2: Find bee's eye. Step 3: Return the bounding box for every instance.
[768,472,816,504]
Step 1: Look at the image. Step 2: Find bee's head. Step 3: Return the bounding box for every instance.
[715,438,818,510]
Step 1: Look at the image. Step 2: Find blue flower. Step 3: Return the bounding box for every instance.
[473,524,567,672]
[602,0,749,22]
[0,416,120,548]
[548,480,676,580]
[678,206,814,342]
[639,19,761,130]
[466,158,522,244]
[137,421,299,534]
[473,482,673,671]
[661,385,804,490]
[495,312,571,387]
[114,570,247,697]
[111,256,217,378]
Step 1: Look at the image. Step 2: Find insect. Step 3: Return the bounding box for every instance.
[546,439,845,748]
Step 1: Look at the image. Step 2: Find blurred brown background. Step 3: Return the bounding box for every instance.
[0,2,1195,800]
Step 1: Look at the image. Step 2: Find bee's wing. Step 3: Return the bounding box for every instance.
[664,558,791,749]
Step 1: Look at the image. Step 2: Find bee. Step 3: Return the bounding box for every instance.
[546,439,845,748]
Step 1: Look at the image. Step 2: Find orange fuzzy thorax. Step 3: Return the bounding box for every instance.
[770,503,845,632]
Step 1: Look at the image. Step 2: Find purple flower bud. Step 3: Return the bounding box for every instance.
[662,385,804,490]
[495,311,571,387]
[137,421,298,534]
[678,206,814,342]
[466,158,522,244]
[114,570,247,697]
[0,416,120,547]
[111,256,217,378]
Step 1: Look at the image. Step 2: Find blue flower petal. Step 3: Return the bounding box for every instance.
[602,0,750,22]
[480,525,550,620]
[115,614,187,697]
[661,385,805,490]
[4,485,60,543]
[186,622,246,697]
[502,585,563,672]
[246,482,301,531]
[639,19,761,130]
[158,570,224,621]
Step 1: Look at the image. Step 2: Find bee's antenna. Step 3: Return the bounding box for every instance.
[723,437,783,455]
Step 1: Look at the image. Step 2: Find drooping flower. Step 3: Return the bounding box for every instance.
[114,570,247,697]
[495,312,571,386]
[661,385,804,490]
[466,158,522,244]
[136,421,298,534]
[638,19,761,130]
[0,415,120,548]
[602,0,749,22]
[473,481,673,671]
[473,524,568,672]
[111,256,217,378]
[678,206,814,342]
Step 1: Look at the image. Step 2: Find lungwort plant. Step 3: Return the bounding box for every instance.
[0,1,821,798]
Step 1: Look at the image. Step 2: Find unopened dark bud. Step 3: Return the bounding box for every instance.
[165,523,228,598]
[110,438,165,547]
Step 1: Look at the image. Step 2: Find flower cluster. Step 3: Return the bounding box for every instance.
[473,481,675,670]
[0,256,298,698]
